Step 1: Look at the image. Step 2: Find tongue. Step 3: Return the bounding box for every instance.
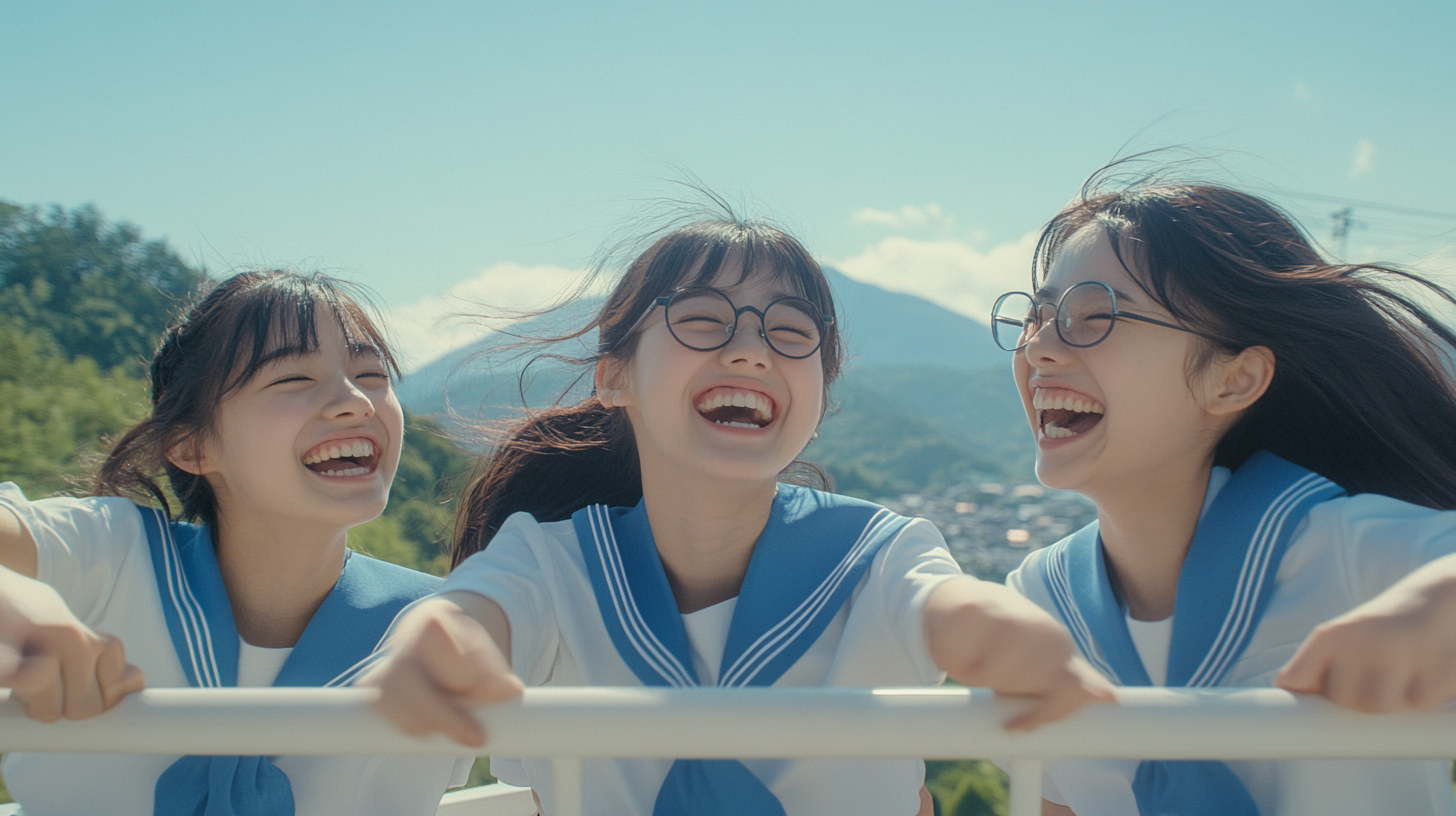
[1044,408,1102,433]
[306,457,359,472]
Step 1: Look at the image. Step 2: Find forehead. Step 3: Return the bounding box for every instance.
[691,255,803,302]
[1041,227,1141,299]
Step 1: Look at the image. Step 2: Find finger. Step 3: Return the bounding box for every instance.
[10,654,64,723]
[417,617,522,704]
[1003,684,1091,732]
[1323,663,1406,713]
[373,662,487,748]
[95,636,145,710]
[1275,646,1330,694]
[53,632,106,720]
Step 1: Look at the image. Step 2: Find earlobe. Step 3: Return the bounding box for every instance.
[1206,345,1275,416]
[594,359,630,409]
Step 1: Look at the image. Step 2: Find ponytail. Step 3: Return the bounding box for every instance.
[450,399,641,568]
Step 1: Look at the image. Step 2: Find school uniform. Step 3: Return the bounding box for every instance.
[1006,454,1456,816]
[0,483,472,816]
[441,483,964,816]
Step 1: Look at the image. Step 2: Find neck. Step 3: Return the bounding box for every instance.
[638,463,777,614]
[211,507,350,648]
[1083,457,1215,621]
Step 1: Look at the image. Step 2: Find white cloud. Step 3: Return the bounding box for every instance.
[1348,139,1375,177]
[387,262,586,372]
[831,232,1040,321]
[1293,81,1312,102]
[850,204,947,229]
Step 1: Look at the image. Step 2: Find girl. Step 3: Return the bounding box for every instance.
[994,175,1456,816]
[364,215,1114,816]
[0,271,472,815]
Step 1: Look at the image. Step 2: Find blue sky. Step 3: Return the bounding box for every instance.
[4,2,1453,369]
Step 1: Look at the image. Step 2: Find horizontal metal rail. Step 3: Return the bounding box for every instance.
[3,687,1453,816]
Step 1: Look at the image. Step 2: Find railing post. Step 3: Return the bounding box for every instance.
[1008,759,1044,816]
[553,757,583,816]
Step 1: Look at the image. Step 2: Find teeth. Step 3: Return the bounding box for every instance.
[1032,391,1104,414]
[716,421,761,429]
[304,439,376,465]
[696,390,774,422]
[321,466,371,477]
[1043,422,1077,439]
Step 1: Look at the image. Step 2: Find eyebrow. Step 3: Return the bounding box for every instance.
[254,343,382,367]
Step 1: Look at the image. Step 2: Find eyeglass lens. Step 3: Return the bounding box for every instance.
[990,282,1117,350]
[665,288,824,358]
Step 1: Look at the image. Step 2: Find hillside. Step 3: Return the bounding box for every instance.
[396,267,1034,491]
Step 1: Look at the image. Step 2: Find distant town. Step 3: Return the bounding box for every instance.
[875,482,1098,581]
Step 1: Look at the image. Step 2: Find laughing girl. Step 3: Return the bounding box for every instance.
[365,215,1113,816]
[0,271,469,815]
[995,176,1456,816]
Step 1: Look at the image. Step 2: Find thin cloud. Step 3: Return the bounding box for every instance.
[850,204,947,229]
[387,262,585,372]
[1349,139,1375,177]
[1293,81,1312,102]
[832,232,1040,321]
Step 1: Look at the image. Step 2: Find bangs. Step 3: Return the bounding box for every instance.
[217,274,400,396]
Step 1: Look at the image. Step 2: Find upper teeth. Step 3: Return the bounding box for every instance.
[304,439,375,464]
[696,390,773,421]
[1032,392,1105,414]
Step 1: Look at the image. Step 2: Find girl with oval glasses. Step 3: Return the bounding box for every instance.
[995,172,1456,816]
[363,214,1112,816]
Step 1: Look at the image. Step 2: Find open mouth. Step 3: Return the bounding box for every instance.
[1033,391,1105,440]
[695,388,775,430]
[302,438,380,477]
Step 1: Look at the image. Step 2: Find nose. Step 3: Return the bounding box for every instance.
[326,374,377,418]
[719,310,773,367]
[1022,303,1070,362]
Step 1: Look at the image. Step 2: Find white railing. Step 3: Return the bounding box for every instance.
[3,687,1453,816]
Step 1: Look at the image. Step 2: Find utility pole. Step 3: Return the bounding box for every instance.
[1330,207,1366,258]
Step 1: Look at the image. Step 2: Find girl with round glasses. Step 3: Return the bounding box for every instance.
[995,171,1456,816]
[363,214,1111,816]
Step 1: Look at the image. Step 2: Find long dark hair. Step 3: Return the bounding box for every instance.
[93,270,399,529]
[451,216,841,568]
[1035,173,1456,509]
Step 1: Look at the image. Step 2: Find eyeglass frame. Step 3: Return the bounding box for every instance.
[601,286,836,360]
[990,280,1210,351]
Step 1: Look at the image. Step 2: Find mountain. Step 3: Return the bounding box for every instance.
[396,267,1035,491]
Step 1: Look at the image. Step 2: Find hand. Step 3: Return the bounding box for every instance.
[0,566,145,721]
[1277,555,1456,712]
[360,593,525,747]
[925,578,1115,731]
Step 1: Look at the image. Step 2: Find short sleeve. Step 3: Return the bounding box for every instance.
[440,512,561,686]
[0,482,146,624]
[869,518,965,684]
[1316,494,1456,605]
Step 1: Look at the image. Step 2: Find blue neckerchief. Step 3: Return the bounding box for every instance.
[1037,451,1344,816]
[137,505,440,816]
[573,484,915,816]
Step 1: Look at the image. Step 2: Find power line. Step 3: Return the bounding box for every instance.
[1282,191,1456,222]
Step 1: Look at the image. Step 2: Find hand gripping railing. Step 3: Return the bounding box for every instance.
[3,686,1454,816]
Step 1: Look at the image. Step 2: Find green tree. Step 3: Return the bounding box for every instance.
[0,200,204,374]
[0,322,148,496]
[926,759,1009,816]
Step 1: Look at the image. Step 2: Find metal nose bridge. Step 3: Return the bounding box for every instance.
[721,304,772,344]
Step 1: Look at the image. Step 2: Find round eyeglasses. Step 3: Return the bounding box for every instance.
[605,287,833,359]
[990,281,1206,351]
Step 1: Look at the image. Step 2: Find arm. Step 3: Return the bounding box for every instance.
[1277,551,1456,712]
[923,577,1114,730]
[0,503,39,577]
[362,590,525,747]
[0,564,145,720]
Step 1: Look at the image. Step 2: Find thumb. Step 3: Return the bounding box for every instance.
[1275,644,1328,694]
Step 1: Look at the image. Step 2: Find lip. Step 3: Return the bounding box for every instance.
[692,380,781,432]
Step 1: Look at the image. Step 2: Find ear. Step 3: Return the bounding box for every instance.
[1202,345,1275,416]
[594,357,632,409]
[165,437,213,476]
